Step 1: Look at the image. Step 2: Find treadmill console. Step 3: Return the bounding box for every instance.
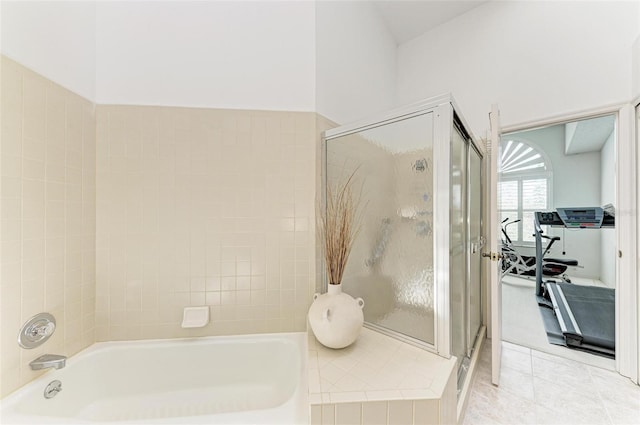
[536,211,563,226]
[556,207,604,228]
[535,208,614,228]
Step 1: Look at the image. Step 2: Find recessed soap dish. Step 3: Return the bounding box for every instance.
[181,306,210,328]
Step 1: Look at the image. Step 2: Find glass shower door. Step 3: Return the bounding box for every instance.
[451,122,483,392]
[468,147,483,354]
[325,112,436,346]
[450,124,468,377]
[323,96,484,398]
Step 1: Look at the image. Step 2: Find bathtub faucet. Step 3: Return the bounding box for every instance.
[29,354,67,371]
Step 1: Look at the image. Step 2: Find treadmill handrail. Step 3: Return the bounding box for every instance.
[556,285,583,336]
[534,214,544,297]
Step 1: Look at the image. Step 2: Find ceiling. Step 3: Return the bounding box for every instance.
[371,0,488,45]
[565,115,616,155]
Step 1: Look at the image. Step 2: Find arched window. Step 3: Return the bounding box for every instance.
[499,139,552,244]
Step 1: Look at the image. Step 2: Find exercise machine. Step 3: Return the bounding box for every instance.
[500,218,578,278]
[534,207,615,358]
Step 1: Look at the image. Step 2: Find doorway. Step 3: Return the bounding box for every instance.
[498,113,617,369]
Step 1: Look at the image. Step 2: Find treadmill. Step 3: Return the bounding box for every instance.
[534,208,615,358]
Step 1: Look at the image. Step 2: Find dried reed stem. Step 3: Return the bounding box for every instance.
[320,169,364,285]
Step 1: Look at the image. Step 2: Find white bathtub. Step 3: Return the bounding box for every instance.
[1,332,308,424]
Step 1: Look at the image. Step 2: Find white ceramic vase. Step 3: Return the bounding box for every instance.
[308,283,365,349]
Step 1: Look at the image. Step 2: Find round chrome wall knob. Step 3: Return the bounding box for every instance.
[18,312,56,349]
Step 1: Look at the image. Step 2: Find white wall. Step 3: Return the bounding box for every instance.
[315,0,397,125]
[1,1,315,110]
[397,1,639,137]
[95,1,315,111]
[507,125,602,279]
[0,0,96,101]
[564,122,577,153]
[600,131,616,287]
[634,35,640,100]
[600,130,615,215]
[634,4,640,100]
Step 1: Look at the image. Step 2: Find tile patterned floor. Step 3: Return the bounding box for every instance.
[462,342,640,425]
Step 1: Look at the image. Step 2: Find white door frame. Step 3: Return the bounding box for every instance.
[634,97,640,385]
[493,103,638,382]
[488,105,502,385]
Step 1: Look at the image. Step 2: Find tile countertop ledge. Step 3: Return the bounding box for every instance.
[308,327,457,405]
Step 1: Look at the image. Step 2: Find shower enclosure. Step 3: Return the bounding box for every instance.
[323,94,484,394]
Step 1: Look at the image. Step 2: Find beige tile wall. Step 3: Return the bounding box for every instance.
[311,399,441,425]
[309,372,456,425]
[95,105,317,340]
[0,55,322,397]
[315,114,337,294]
[0,55,96,397]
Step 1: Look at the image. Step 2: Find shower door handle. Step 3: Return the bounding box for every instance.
[482,251,503,261]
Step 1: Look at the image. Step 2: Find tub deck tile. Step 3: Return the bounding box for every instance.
[308,327,456,405]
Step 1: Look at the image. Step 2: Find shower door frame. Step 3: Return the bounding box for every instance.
[465,135,485,358]
[322,94,483,359]
[450,114,485,389]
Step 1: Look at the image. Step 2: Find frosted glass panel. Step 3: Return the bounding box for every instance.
[326,113,435,345]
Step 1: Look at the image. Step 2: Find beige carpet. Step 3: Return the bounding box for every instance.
[501,275,615,369]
